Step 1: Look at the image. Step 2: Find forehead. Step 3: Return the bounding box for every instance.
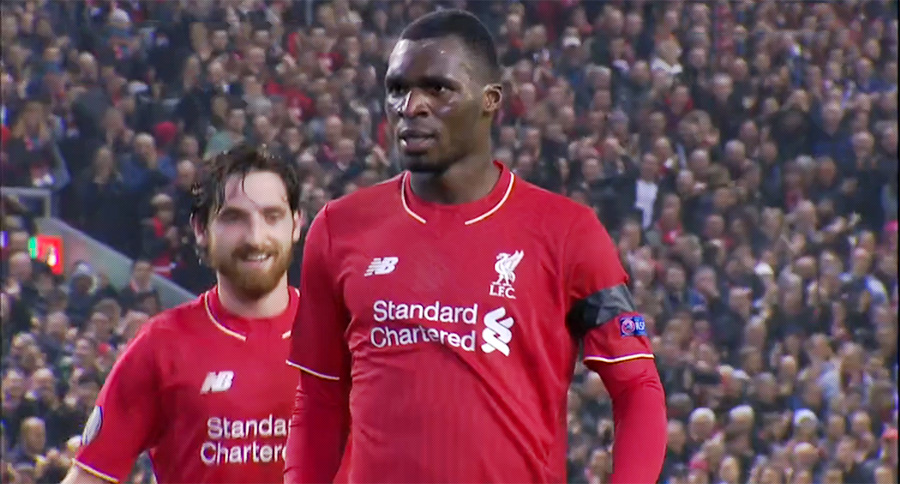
[387,37,476,83]
[220,171,289,209]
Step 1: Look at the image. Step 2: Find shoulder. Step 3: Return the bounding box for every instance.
[512,177,601,229]
[314,174,403,232]
[134,295,206,343]
[327,174,402,215]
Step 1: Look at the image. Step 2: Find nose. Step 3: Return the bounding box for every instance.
[245,213,267,246]
[398,89,429,118]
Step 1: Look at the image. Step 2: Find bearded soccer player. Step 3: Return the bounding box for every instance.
[63,145,303,484]
[285,10,667,484]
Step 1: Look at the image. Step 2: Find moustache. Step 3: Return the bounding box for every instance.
[232,245,279,259]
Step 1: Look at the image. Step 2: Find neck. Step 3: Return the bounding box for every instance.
[216,276,289,318]
[409,154,499,205]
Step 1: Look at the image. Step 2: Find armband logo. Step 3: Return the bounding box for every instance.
[619,315,646,337]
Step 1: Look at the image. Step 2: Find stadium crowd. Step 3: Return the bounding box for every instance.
[1,0,898,483]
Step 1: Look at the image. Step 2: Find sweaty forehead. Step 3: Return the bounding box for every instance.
[387,37,476,83]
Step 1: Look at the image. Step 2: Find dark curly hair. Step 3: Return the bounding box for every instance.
[190,144,301,233]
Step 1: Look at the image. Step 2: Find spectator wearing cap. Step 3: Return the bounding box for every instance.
[64,261,96,330]
[140,193,179,279]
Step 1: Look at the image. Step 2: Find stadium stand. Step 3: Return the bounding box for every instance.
[1,1,897,483]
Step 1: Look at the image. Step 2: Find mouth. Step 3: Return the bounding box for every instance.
[398,128,437,154]
[237,252,274,266]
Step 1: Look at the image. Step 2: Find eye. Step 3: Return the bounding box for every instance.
[265,211,284,224]
[423,81,450,96]
[386,83,407,97]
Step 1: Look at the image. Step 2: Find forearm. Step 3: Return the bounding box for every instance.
[284,372,349,484]
[588,358,667,484]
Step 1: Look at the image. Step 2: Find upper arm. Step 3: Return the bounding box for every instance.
[563,209,654,364]
[288,205,351,382]
[74,326,164,482]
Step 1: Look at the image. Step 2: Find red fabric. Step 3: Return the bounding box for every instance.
[76,288,300,483]
[284,376,350,483]
[287,162,666,482]
[585,358,668,484]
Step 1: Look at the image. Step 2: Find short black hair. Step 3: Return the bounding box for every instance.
[400,9,501,83]
[190,144,301,231]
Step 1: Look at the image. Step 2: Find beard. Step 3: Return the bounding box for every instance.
[208,240,293,299]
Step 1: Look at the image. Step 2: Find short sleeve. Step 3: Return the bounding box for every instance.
[564,208,654,364]
[74,326,163,482]
[288,204,351,381]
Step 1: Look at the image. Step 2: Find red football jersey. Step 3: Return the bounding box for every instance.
[75,287,299,483]
[289,162,655,483]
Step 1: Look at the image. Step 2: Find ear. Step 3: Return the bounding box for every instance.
[292,210,303,243]
[483,83,502,114]
[190,215,208,249]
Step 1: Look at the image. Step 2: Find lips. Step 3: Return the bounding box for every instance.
[398,128,436,153]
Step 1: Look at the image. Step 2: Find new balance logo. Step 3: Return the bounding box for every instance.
[200,371,234,394]
[481,307,515,356]
[365,257,399,276]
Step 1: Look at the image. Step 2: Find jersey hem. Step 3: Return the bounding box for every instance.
[285,360,340,380]
[73,459,120,483]
[584,353,655,364]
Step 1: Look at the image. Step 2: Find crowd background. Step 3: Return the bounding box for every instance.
[1,0,898,483]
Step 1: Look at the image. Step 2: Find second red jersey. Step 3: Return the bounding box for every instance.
[75,287,299,483]
[290,162,654,482]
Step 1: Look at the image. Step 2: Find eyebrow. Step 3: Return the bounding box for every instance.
[385,74,462,89]
[218,204,288,216]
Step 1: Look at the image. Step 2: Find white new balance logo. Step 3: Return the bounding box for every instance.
[365,257,399,276]
[481,307,515,356]
[200,371,234,394]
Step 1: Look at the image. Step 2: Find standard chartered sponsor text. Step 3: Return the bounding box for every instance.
[201,415,289,466]
[371,300,479,350]
[373,299,478,324]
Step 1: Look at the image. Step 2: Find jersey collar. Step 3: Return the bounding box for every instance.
[203,286,299,342]
[400,160,516,225]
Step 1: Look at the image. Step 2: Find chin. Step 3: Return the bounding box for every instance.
[400,153,447,174]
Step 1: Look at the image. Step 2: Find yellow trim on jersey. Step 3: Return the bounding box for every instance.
[465,174,515,225]
[202,292,247,341]
[399,172,517,225]
[583,353,656,364]
[286,360,341,381]
[399,172,427,224]
[73,459,119,483]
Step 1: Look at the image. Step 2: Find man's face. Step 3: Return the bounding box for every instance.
[176,161,197,191]
[212,30,229,51]
[22,421,45,454]
[30,369,55,400]
[385,36,499,173]
[132,261,152,286]
[228,109,246,133]
[199,171,300,299]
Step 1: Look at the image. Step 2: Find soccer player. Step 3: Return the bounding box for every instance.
[62,145,303,483]
[285,10,667,484]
